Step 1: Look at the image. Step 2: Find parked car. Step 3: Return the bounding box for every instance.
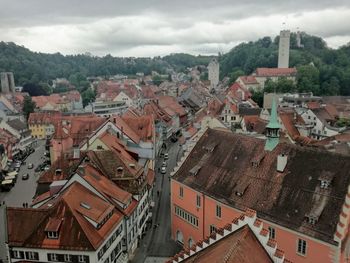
[44,165,50,171]
[27,163,34,169]
[170,136,178,143]
[22,173,29,180]
[161,166,166,174]
[162,161,167,167]
[164,153,169,160]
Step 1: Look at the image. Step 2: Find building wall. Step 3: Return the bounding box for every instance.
[29,124,48,139]
[171,180,341,263]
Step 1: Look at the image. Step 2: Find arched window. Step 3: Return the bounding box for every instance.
[176,230,184,244]
[188,237,193,248]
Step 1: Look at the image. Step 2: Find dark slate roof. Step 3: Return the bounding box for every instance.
[238,107,262,116]
[173,128,350,244]
[7,118,27,132]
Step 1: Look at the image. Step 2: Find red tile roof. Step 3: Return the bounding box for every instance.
[255,68,297,77]
[239,76,259,84]
[179,225,273,263]
[227,82,252,101]
[243,115,267,134]
[8,182,123,251]
[158,96,187,117]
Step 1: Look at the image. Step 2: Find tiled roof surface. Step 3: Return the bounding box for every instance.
[8,182,123,250]
[239,76,259,84]
[173,128,350,244]
[181,226,273,263]
[243,115,267,134]
[158,96,187,117]
[255,68,297,77]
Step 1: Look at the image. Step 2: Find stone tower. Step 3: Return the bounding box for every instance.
[264,97,280,151]
[0,72,15,93]
[207,58,219,91]
[278,30,290,68]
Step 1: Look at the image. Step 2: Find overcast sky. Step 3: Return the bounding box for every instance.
[0,0,349,57]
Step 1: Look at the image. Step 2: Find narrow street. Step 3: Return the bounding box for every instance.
[0,140,46,207]
[131,140,182,263]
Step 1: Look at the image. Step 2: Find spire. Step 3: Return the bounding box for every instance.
[264,97,280,151]
[266,98,280,130]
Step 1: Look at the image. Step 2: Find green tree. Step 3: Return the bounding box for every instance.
[152,75,163,86]
[228,69,245,85]
[22,96,36,120]
[297,65,320,94]
[81,88,96,107]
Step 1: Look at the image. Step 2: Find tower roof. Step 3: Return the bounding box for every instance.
[266,98,280,129]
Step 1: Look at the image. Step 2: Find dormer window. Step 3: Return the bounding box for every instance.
[306,216,317,225]
[47,231,59,239]
[320,180,331,189]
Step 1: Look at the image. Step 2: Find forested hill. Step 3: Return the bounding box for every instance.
[0,42,212,86]
[0,32,350,96]
[220,32,350,96]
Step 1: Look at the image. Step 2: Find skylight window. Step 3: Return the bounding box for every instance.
[80,202,91,210]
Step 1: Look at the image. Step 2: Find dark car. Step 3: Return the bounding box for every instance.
[22,173,29,180]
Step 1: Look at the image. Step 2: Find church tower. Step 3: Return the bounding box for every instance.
[265,97,280,151]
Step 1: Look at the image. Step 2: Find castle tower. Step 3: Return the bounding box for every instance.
[264,97,280,151]
[207,58,219,91]
[0,72,15,93]
[278,30,290,68]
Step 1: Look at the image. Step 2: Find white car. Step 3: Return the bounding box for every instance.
[162,161,167,167]
[161,166,166,174]
[164,153,169,160]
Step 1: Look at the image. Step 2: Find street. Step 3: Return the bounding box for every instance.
[0,140,46,207]
[131,140,183,263]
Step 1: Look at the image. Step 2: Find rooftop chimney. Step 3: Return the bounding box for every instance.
[277,154,288,172]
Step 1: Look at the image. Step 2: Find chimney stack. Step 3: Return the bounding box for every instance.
[277,154,288,172]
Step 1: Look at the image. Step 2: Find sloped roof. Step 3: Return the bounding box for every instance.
[243,115,267,134]
[255,68,297,77]
[121,115,154,142]
[181,226,273,263]
[173,128,350,244]
[82,164,132,207]
[7,119,27,131]
[239,75,259,85]
[158,96,187,117]
[8,182,123,250]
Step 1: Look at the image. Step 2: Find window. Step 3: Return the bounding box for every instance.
[210,224,217,234]
[26,251,39,260]
[64,254,72,262]
[78,255,86,262]
[48,253,58,261]
[231,116,234,121]
[268,226,275,239]
[179,186,184,198]
[174,205,198,227]
[216,204,221,218]
[12,250,24,259]
[297,238,307,255]
[308,116,310,120]
[47,231,59,239]
[196,195,201,207]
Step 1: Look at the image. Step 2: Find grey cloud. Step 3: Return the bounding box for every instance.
[0,0,349,56]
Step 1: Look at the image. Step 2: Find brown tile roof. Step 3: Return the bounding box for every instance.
[279,111,300,139]
[81,164,133,208]
[255,68,297,77]
[86,150,145,194]
[8,182,123,250]
[28,112,62,125]
[122,115,155,142]
[112,115,141,143]
[306,101,321,110]
[180,225,273,263]
[173,128,350,244]
[239,76,259,85]
[227,82,252,101]
[243,115,267,134]
[158,96,187,117]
